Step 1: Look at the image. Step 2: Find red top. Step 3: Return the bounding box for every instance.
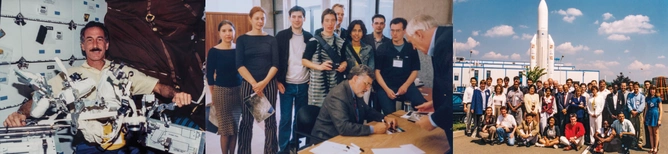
[564,122,585,138]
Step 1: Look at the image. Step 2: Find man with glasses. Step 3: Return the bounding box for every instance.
[310,65,398,141]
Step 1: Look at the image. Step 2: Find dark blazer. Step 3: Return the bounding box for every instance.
[429,26,453,153]
[604,91,626,123]
[362,33,391,51]
[569,96,587,119]
[310,81,385,141]
[275,27,313,84]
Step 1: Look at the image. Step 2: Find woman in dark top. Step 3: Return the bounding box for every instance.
[206,20,242,154]
[301,9,347,107]
[343,20,374,103]
[235,7,279,154]
[538,116,561,148]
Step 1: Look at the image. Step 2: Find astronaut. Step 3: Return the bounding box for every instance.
[3,21,193,153]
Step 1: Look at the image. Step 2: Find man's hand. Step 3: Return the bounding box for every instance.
[384,117,397,129]
[172,92,192,107]
[336,62,347,73]
[579,105,585,109]
[416,101,434,112]
[3,112,27,127]
[416,116,436,131]
[385,88,397,100]
[397,85,408,96]
[611,115,617,119]
[631,110,638,117]
[372,122,389,134]
[562,109,567,114]
[277,82,285,94]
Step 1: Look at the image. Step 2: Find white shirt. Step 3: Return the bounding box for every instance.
[286,33,309,84]
[463,86,475,103]
[613,92,619,110]
[492,95,506,107]
[497,114,517,128]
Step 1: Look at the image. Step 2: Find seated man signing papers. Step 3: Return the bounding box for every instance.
[311,65,398,141]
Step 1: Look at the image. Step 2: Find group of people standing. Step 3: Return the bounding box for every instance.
[464,77,662,153]
[207,4,451,154]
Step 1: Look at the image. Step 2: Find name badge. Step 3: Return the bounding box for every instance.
[392,56,403,68]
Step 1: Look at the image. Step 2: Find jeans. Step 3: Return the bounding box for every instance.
[496,127,516,146]
[278,83,309,152]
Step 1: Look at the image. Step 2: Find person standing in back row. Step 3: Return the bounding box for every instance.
[275,6,313,153]
[302,9,347,107]
[207,20,242,154]
[375,18,426,115]
[235,7,280,154]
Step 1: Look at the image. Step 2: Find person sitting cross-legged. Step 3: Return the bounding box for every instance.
[516,113,540,147]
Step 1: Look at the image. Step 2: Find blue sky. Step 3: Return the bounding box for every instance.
[453,0,668,82]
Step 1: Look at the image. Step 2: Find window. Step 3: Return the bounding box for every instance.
[519,71,523,82]
[474,70,479,81]
[486,70,491,79]
[378,0,394,37]
[454,73,459,81]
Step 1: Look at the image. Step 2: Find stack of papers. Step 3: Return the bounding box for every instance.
[371,144,425,154]
[309,141,361,154]
[401,111,433,122]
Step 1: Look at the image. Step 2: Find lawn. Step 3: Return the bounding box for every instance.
[453,122,466,131]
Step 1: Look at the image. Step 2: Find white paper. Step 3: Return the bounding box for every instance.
[372,148,403,154]
[310,141,359,154]
[400,144,426,154]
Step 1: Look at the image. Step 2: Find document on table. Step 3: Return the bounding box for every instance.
[309,141,360,154]
[371,144,425,154]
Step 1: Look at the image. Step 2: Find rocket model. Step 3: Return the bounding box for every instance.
[530,0,555,81]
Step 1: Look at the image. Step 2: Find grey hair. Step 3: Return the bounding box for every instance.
[406,14,438,36]
[348,65,375,80]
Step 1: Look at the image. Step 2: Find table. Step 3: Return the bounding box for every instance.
[298,111,449,154]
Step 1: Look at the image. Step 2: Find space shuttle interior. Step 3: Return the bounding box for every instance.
[0,1,204,154]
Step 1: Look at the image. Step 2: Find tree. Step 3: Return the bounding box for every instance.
[522,66,547,83]
[612,72,632,87]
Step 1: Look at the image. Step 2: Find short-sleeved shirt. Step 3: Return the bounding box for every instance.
[47,59,159,100]
[375,41,420,88]
[611,119,635,135]
[496,114,517,128]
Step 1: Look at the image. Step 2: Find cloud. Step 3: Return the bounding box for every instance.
[470,50,480,56]
[577,60,620,77]
[659,55,665,59]
[553,8,583,23]
[603,12,614,20]
[519,25,529,28]
[598,15,656,35]
[482,51,509,59]
[484,25,515,37]
[512,35,519,39]
[594,20,599,24]
[624,50,630,53]
[457,29,462,32]
[454,0,468,3]
[627,60,651,70]
[607,34,630,41]
[521,33,533,40]
[472,31,479,36]
[454,37,480,52]
[556,42,589,55]
[593,50,604,54]
[655,64,666,68]
[511,53,521,60]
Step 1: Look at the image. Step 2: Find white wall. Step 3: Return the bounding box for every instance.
[205,0,257,13]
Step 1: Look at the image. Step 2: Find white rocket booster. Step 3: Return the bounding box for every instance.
[530,0,555,81]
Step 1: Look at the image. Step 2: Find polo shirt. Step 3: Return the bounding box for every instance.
[375,40,420,88]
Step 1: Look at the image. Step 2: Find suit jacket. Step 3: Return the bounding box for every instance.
[517,120,540,137]
[311,82,385,141]
[604,92,624,123]
[429,26,452,154]
[430,26,452,130]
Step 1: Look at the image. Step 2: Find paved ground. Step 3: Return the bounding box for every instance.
[453,104,668,154]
